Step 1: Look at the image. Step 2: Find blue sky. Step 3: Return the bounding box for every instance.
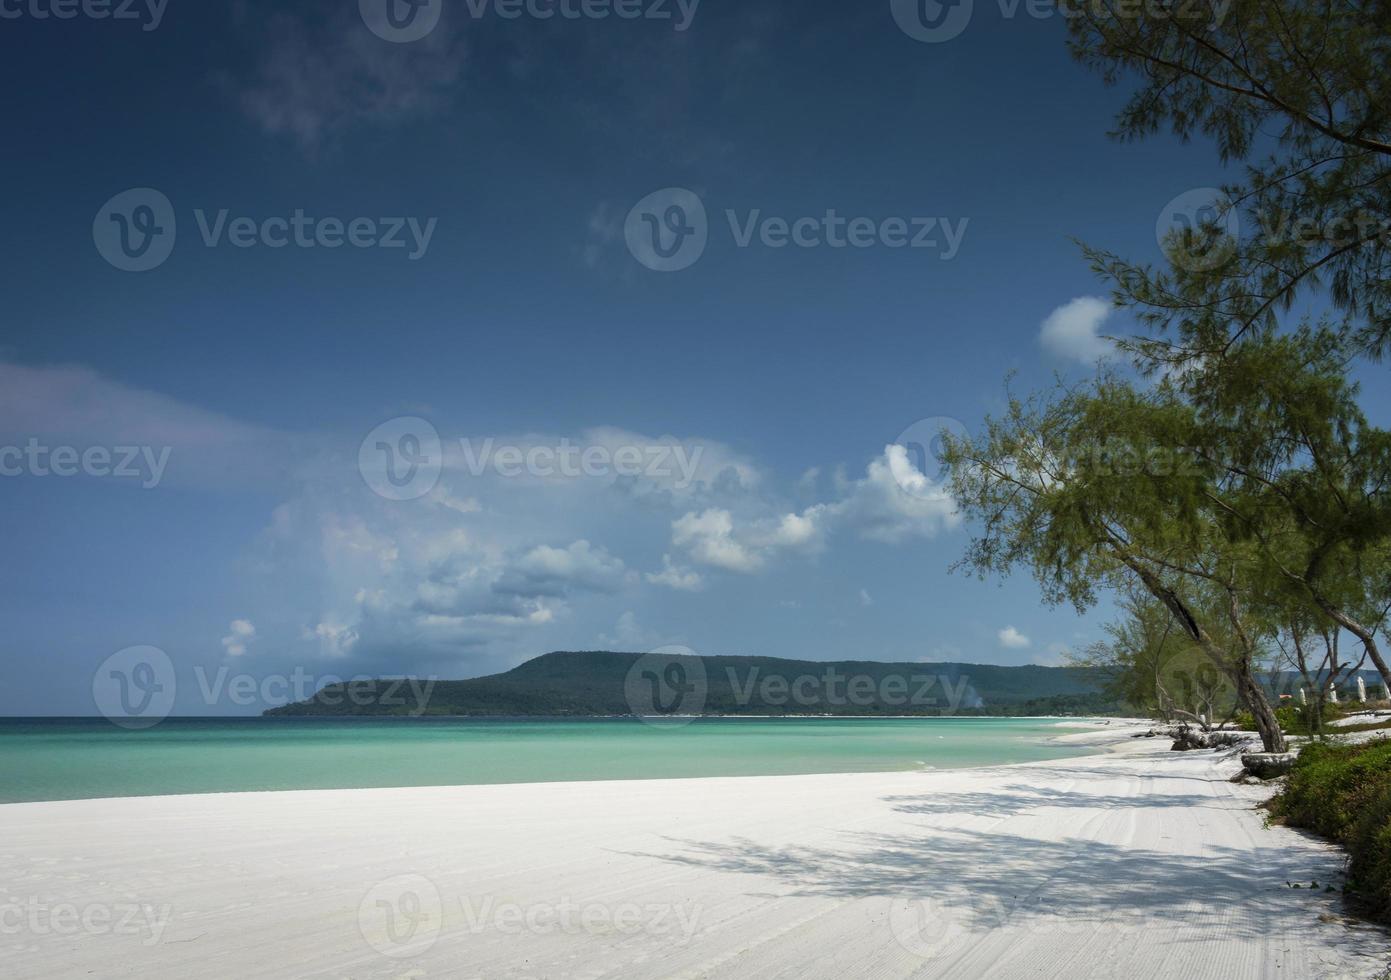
[3,0,1378,715]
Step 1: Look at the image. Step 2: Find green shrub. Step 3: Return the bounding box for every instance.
[1270,739,1391,923]
[1238,702,1347,736]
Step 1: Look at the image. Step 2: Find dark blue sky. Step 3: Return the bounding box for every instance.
[3,0,1370,714]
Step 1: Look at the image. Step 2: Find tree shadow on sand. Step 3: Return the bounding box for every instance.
[620,777,1378,947]
[882,779,1232,821]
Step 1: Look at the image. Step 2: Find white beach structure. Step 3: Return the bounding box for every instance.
[1329,685,1339,704]
[1358,676,1368,703]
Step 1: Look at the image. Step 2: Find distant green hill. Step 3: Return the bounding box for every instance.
[265,651,1123,717]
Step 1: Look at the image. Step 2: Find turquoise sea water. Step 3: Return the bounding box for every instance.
[0,717,1102,804]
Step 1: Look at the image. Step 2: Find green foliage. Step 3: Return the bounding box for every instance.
[1068,1,1391,361]
[950,329,1391,743]
[1077,592,1239,724]
[1235,701,1346,735]
[940,366,1295,749]
[1270,740,1391,922]
[1053,0,1391,725]
[1281,702,1345,736]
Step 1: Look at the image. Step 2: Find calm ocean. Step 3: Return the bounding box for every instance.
[0,716,1102,804]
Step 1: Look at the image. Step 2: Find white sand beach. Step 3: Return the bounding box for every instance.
[2,726,1387,979]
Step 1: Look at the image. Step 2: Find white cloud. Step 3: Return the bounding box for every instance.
[304,621,360,659]
[428,484,481,514]
[998,626,1031,649]
[751,508,823,553]
[221,619,257,658]
[274,503,623,666]
[859,588,874,607]
[646,555,704,591]
[664,445,959,578]
[1039,296,1115,364]
[411,539,624,623]
[831,445,959,544]
[671,509,764,573]
[495,541,627,598]
[11,358,972,676]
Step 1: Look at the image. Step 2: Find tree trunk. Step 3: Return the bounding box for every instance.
[1314,600,1391,693]
[1118,557,1288,752]
[1233,664,1287,753]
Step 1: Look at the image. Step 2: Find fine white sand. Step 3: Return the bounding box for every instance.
[2,726,1387,979]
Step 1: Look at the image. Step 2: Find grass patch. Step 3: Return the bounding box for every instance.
[1268,740,1391,924]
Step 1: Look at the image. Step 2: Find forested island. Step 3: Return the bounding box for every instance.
[265,650,1125,717]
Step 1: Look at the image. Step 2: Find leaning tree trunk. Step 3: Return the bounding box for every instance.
[1118,558,1288,753]
[1232,663,1287,754]
[1318,603,1391,694]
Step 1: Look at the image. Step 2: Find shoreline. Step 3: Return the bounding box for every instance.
[3,721,1387,977]
[1,713,1145,721]
[0,716,1145,809]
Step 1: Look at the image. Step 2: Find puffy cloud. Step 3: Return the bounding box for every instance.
[254,422,761,670]
[763,510,824,549]
[221,619,257,658]
[830,445,958,544]
[1039,296,1115,364]
[671,509,764,573]
[412,539,623,621]
[665,445,958,577]
[646,555,704,591]
[495,541,627,598]
[13,358,973,676]
[305,621,359,659]
[998,626,1031,649]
